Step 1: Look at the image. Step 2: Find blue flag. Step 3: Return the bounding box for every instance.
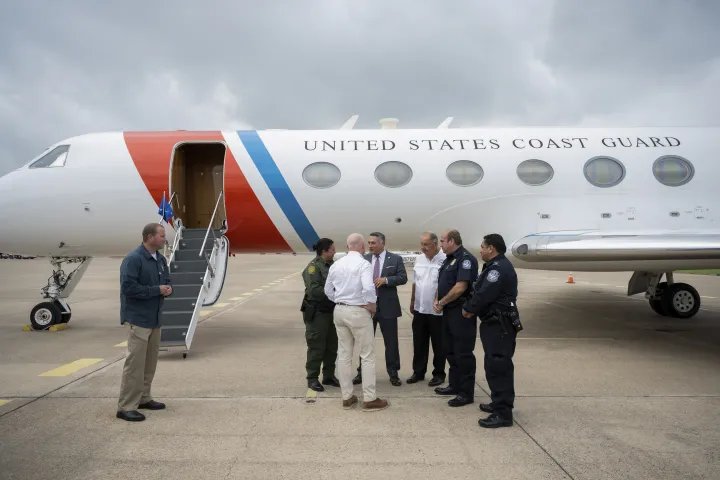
[158,192,174,222]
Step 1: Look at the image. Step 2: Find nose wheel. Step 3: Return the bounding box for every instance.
[30,300,71,330]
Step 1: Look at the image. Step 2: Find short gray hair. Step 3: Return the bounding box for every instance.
[421,231,438,244]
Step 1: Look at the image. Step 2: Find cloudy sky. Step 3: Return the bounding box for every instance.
[1,0,718,176]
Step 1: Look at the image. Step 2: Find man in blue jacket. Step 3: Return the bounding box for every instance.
[116,223,173,422]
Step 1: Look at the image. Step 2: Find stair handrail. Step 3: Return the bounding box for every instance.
[167,223,184,264]
[160,191,183,258]
[199,191,224,257]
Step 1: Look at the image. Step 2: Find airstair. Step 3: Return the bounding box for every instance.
[160,192,229,358]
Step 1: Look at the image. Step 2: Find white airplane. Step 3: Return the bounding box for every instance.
[1,117,718,354]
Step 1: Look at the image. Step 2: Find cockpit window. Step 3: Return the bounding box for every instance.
[28,145,70,169]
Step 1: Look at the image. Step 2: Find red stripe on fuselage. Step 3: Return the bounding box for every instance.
[122,131,292,253]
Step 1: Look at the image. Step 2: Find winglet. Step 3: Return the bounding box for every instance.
[340,115,359,130]
[437,117,454,129]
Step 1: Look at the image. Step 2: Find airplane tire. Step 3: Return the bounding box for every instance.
[661,282,700,319]
[649,299,667,316]
[58,302,71,324]
[30,302,62,330]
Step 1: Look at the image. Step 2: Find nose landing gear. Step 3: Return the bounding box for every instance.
[29,256,91,330]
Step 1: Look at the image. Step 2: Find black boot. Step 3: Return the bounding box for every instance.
[478,413,513,428]
[434,385,456,395]
[116,410,145,421]
[308,379,324,392]
[321,375,340,387]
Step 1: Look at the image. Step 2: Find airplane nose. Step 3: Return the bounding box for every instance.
[0,170,12,204]
[0,170,24,253]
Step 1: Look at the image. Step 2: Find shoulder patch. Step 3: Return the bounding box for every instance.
[307,265,316,274]
[487,270,500,283]
[462,259,471,269]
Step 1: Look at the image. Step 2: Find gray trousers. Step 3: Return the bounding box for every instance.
[117,322,161,411]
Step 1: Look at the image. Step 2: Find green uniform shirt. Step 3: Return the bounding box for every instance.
[302,255,333,303]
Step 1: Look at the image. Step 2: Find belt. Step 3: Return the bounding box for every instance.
[337,302,364,307]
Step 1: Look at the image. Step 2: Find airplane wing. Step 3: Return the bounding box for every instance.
[511,230,720,262]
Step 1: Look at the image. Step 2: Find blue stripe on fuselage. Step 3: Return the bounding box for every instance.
[237,130,319,251]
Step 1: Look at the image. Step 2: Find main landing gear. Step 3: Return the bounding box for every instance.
[630,271,701,318]
[29,256,92,330]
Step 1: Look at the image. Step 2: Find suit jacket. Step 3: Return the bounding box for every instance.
[364,251,408,319]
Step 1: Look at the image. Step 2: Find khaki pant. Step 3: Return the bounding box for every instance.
[333,305,376,402]
[117,322,161,412]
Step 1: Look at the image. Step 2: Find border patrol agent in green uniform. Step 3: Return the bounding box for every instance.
[301,238,341,392]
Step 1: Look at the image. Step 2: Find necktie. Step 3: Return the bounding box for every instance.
[373,255,380,294]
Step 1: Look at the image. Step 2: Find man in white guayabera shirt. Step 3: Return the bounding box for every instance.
[407,231,447,387]
[324,233,390,412]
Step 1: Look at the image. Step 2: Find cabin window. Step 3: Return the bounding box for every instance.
[374,161,413,188]
[28,145,70,169]
[446,160,483,186]
[302,162,341,188]
[652,155,694,186]
[583,156,625,187]
[517,159,553,185]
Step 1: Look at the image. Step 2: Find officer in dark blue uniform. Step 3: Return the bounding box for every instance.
[462,233,520,428]
[433,229,479,407]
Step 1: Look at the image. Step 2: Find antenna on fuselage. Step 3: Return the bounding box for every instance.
[437,117,453,128]
[340,115,359,130]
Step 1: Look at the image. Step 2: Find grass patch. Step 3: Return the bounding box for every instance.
[677,269,720,275]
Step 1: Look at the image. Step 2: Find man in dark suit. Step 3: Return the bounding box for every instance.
[352,232,408,386]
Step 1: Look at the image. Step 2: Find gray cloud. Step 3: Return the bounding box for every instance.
[1,0,718,175]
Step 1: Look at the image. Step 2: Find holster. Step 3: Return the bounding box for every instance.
[504,303,523,333]
[301,299,317,323]
[483,304,523,334]
[481,309,507,334]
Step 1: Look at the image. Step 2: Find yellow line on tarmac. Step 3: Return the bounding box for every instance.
[241,292,253,296]
[213,303,230,308]
[39,358,103,377]
[0,400,11,407]
[252,288,264,292]
[305,388,317,403]
[199,310,211,317]
[115,341,127,347]
[229,297,243,301]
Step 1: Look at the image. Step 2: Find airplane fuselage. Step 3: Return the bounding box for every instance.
[0,126,718,273]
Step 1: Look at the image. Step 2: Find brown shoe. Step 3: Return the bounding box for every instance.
[362,398,389,412]
[343,395,358,410]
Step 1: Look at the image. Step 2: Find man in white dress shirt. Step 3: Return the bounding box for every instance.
[407,232,447,387]
[324,233,390,412]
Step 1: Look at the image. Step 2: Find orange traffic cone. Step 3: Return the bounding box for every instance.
[566,273,575,284]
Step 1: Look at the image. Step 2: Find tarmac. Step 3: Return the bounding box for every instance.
[0,255,719,479]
